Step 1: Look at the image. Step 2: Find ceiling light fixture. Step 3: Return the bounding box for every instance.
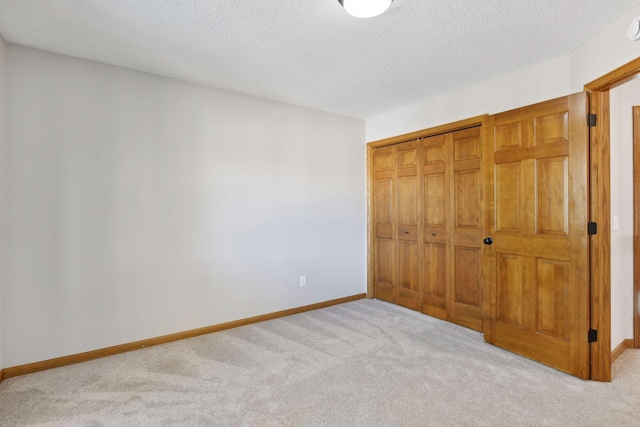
[338,0,393,18]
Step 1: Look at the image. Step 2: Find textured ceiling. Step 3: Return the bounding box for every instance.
[0,0,638,119]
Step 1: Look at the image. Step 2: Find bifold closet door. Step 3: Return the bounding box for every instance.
[421,134,450,320]
[373,145,396,303]
[421,128,483,331]
[449,127,483,331]
[373,140,421,309]
[373,131,482,330]
[396,141,420,310]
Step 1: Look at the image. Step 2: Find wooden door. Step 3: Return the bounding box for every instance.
[396,141,421,310]
[373,145,396,303]
[483,93,590,378]
[450,127,483,330]
[421,128,483,331]
[421,134,450,320]
[373,141,421,309]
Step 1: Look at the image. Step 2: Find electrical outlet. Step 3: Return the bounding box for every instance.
[299,275,307,287]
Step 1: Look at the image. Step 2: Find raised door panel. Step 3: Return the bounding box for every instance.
[424,174,446,226]
[376,240,395,286]
[537,157,569,236]
[454,246,481,307]
[398,240,420,310]
[423,243,448,319]
[495,121,524,151]
[374,151,394,171]
[454,130,481,161]
[536,259,569,341]
[496,253,524,327]
[454,170,480,228]
[534,112,568,145]
[424,244,447,298]
[495,163,522,233]
[398,177,417,226]
[376,179,393,225]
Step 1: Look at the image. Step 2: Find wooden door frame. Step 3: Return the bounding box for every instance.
[366,115,489,299]
[634,106,640,350]
[585,56,640,382]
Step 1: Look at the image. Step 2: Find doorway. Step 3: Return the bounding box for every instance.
[608,77,640,363]
[586,56,640,381]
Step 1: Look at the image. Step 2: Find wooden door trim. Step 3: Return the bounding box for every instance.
[585,55,640,381]
[367,115,488,298]
[585,89,612,382]
[367,115,487,149]
[634,106,640,349]
[586,57,640,92]
[367,144,375,298]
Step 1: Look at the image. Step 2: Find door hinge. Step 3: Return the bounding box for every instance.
[587,222,598,235]
[588,329,598,343]
[587,113,597,127]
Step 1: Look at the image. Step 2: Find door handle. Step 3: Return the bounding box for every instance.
[483,237,494,245]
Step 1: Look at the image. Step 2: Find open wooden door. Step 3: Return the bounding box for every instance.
[483,93,590,379]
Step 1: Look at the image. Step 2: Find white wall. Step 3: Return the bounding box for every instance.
[0,34,6,370]
[366,55,571,142]
[570,3,640,93]
[3,45,366,367]
[609,75,640,350]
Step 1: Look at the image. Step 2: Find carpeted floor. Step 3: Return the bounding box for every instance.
[0,299,638,426]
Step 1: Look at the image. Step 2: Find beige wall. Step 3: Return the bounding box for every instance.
[3,45,366,367]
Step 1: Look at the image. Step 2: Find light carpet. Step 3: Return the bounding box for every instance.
[0,299,638,426]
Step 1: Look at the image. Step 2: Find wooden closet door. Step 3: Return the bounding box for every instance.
[396,140,421,310]
[373,141,421,308]
[421,134,450,320]
[483,93,589,378]
[420,128,483,330]
[450,127,483,331]
[373,145,396,303]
